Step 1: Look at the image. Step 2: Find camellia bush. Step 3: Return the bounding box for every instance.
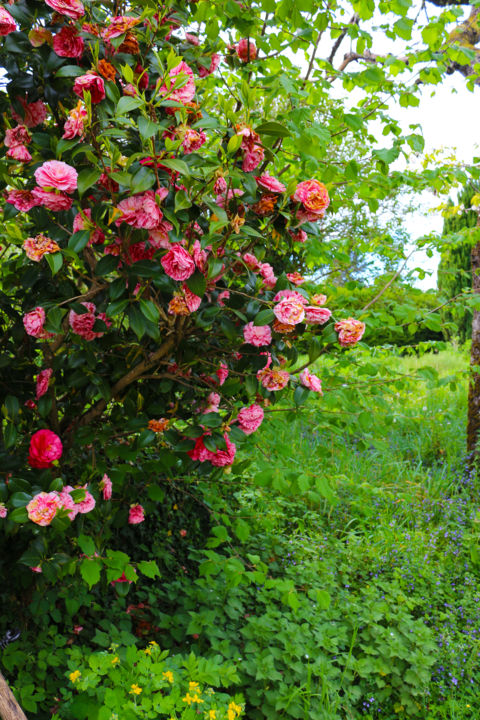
[0,0,367,592]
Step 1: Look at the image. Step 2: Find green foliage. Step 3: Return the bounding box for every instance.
[438,185,479,343]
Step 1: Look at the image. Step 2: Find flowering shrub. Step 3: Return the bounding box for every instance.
[0,1,368,592]
[62,642,244,720]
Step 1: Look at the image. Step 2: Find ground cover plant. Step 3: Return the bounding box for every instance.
[2,0,480,718]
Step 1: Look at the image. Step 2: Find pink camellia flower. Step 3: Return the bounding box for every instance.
[101,15,141,41]
[148,220,173,249]
[36,368,53,399]
[217,290,230,306]
[76,486,96,514]
[311,293,327,306]
[30,566,43,573]
[27,492,61,525]
[57,485,79,520]
[0,504,7,519]
[237,404,264,435]
[122,83,137,97]
[69,302,110,341]
[243,253,260,271]
[73,73,105,104]
[243,322,272,347]
[5,125,31,148]
[192,240,209,274]
[289,229,308,243]
[188,433,236,467]
[273,289,307,305]
[111,571,133,585]
[299,369,323,393]
[255,174,286,193]
[216,362,228,386]
[0,7,16,35]
[28,429,63,468]
[116,189,166,230]
[236,38,257,62]
[73,625,84,634]
[53,26,84,58]
[100,474,112,500]
[45,0,85,19]
[23,307,52,339]
[158,61,195,104]
[304,306,332,325]
[274,297,305,326]
[161,244,195,281]
[24,234,60,261]
[73,209,105,245]
[183,284,202,312]
[287,272,305,286]
[242,145,264,172]
[12,98,48,128]
[128,504,145,525]
[204,391,220,413]
[213,176,227,195]
[293,180,330,217]
[335,318,366,347]
[180,127,206,154]
[31,188,73,211]
[35,160,78,193]
[185,32,200,45]
[257,367,290,391]
[198,53,220,77]
[7,145,32,162]
[6,189,39,212]
[259,262,276,289]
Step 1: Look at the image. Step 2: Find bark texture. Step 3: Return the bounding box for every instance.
[0,673,27,720]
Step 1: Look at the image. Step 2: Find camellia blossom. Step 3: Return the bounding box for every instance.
[259,262,276,289]
[73,209,105,245]
[53,26,84,57]
[116,189,166,230]
[129,504,145,524]
[243,322,272,347]
[69,302,110,341]
[237,404,264,435]
[76,486,96,514]
[273,289,307,305]
[0,7,16,35]
[198,53,220,77]
[188,433,236,467]
[289,229,308,243]
[273,297,305,326]
[101,15,141,41]
[158,61,195,104]
[28,429,63,468]
[35,160,78,193]
[304,306,332,325]
[299,369,323,393]
[293,179,330,221]
[36,368,53,399]
[73,73,106,104]
[6,189,39,212]
[12,98,47,128]
[26,492,61,526]
[23,234,60,261]
[335,318,366,347]
[216,362,228,386]
[311,293,327,306]
[148,418,169,433]
[236,38,257,62]
[23,307,53,339]
[45,0,85,20]
[31,188,73,211]
[287,272,305,286]
[0,504,7,519]
[257,367,290,391]
[161,244,195,281]
[255,174,286,193]
[100,475,112,501]
[63,100,88,140]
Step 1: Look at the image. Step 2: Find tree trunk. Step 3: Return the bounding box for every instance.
[467,238,480,460]
[0,673,27,720]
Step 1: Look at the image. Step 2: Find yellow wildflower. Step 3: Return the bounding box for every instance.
[163,670,174,683]
[111,656,120,665]
[183,693,194,706]
[208,711,216,719]
[227,702,242,720]
[130,684,142,695]
[69,670,81,683]
[189,681,200,692]
[149,640,158,646]
[191,694,203,704]
[144,648,152,656]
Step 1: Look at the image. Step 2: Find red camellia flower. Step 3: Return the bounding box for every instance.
[161,244,195,281]
[73,73,106,104]
[236,38,257,62]
[28,429,63,468]
[0,7,16,35]
[53,26,85,58]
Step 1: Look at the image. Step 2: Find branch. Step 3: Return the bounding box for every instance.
[327,14,360,66]
[361,251,415,311]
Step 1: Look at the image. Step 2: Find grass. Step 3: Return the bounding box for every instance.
[243,345,480,719]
